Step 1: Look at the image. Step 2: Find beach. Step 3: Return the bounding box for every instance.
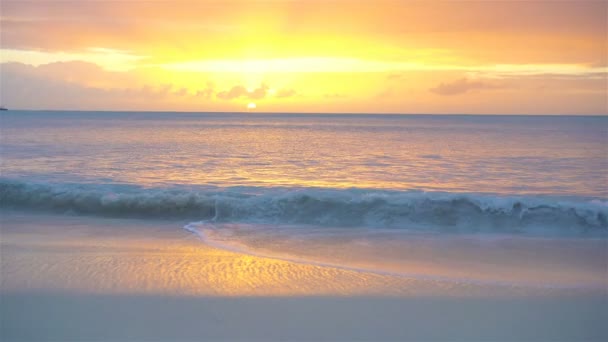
[1,112,607,341]
[2,1,607,340]
[2,209,606,341]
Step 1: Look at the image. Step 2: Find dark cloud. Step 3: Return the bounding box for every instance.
[429,78,504,96]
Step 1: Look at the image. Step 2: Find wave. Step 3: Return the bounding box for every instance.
[1,179,606,236]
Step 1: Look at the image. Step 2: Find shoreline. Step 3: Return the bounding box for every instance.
[187,222,607,291]
[1,210,607,340]
[0,210,554,297]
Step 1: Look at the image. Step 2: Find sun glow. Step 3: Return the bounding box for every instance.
[1,1,605,114]
[247,102,257,110]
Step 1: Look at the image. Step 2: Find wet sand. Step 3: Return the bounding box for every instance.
[1,210,606,341]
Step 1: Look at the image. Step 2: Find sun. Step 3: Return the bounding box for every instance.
[247,102,257,110]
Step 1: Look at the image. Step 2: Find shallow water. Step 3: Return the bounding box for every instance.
[2,111,606,195]
[1,111,606,289]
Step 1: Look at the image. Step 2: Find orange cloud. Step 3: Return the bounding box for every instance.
[195,83,215,99]
[0,62,212,110]
[430,79,506,96]
[2,1,605,65]
[216,83,296,100]
[276,89,296,98]
[1,1,606,114]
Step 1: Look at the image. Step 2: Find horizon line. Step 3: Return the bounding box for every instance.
[1,109,607,117]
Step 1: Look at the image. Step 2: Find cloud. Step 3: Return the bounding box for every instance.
[216,85,248,100]
[248,83,269,100]
[195,82,215,99]
[216,83,269,100]
[0,61,299,110]
[275,88,296,98]
[429,78,504,96]
[173,87,188,96]
[0,60,138,86]
[589,60,608,68]
[216,83,296,100]
[2,1,605,61]
[0,61,209,110]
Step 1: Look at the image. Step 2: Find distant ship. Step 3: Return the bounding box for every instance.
[0,107,7,111]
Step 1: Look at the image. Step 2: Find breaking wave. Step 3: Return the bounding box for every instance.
[1,179,606,236]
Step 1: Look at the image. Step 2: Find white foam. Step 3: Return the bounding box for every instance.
[2,179,607,236]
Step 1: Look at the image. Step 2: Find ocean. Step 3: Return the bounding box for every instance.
[1,111,607,289]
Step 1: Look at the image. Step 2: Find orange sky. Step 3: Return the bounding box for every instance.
[0,0,606,114]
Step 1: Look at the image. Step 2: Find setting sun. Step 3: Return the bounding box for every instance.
[0,1,605,114]
[0,1,606,341]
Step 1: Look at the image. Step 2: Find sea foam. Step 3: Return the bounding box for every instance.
[1,179,606,236]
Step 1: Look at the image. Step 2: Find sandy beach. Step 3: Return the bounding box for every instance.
[1,210,606,341]
[2,1,607,340]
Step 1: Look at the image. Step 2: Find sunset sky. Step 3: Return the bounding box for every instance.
[0,0,606,114]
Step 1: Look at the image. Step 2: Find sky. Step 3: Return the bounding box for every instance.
[0,0,606,114]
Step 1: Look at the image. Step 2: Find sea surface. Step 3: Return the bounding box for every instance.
[1,111,607,289]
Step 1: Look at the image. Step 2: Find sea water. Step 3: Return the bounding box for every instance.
[1,111,606,289]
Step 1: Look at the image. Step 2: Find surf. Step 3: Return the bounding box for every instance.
[1,179,606,236]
